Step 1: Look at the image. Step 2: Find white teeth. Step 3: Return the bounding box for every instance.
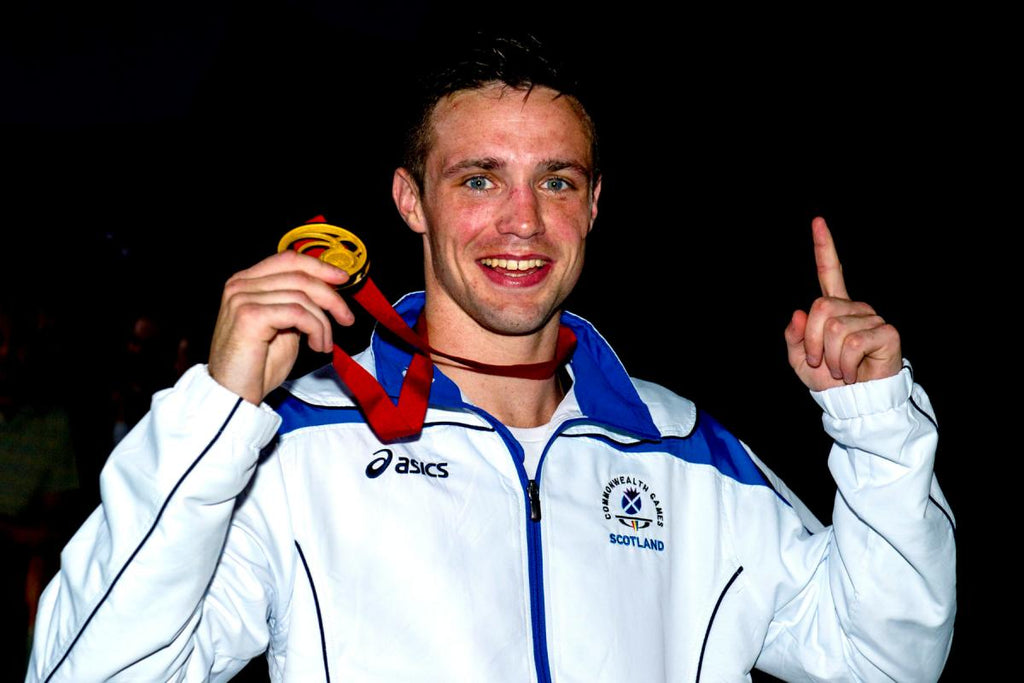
[481,258,546,270]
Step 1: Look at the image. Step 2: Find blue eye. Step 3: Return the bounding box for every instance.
[465,176,493,191]
[544,178,571,191]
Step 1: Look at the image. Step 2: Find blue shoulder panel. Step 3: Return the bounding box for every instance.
[561,311,660,440]
[566,410,787,502]
[275,395,367,437]
[678,411,773,489]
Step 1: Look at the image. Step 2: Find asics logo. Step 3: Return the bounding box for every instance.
[365,448,449,479]
[365,449,393,478]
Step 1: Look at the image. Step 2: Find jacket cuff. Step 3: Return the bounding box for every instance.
[809,362,913,420]
[179,364,282,449]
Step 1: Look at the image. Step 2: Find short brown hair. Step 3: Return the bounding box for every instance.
[402,31,600,192]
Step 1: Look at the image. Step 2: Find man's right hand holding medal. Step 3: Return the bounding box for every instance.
[208,249,356,405]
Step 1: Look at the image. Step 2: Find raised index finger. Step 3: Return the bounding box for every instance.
[812,216,849,299]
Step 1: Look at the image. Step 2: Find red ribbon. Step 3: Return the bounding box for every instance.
[293,216,576,442]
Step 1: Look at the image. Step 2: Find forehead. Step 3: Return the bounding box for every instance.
[425,84,593,168]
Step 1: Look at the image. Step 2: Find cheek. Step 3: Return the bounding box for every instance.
[550,195,594,224]
[428,199,493,247]
[549,203,594,242]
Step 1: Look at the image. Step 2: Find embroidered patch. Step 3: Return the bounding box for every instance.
[601,475,666,552]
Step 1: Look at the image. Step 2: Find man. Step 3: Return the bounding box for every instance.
[28,35,955,681]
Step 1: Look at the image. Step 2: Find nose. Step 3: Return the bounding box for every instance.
[497,185,543,238]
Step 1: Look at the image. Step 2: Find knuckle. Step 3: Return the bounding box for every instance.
[810,297,840,317]
[284,270,318,291]
[232,301,261,325]
[283,301,308,318]
[825,317,845,335]
[222,287,247,311]
[854,301,876,315]
[222,275,244,299]
[237,299,263,315]
[880,323,900,342]
[844,332,865,351]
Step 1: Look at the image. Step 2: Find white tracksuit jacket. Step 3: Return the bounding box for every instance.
[27,293,956,682]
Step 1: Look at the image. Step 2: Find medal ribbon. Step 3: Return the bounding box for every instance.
[281,218,576,442]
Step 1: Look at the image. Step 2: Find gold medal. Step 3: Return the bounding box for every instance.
[278,223,370,289]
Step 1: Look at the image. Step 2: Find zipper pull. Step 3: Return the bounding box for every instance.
[527,480,542,522]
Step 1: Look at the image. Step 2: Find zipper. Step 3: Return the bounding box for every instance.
[467,408,553,683]
[525,417,598,682]
[524,420,599,682]
[527,497,550,683]
[527,480,542,521]
[473,414,619,683]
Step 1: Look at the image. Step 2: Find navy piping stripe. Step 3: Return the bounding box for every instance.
[930,496,957,538]
[908,382,950,535]
[422,420,494,432]
[557,405,698,445]
[560,432,670,447]
[278,394,358,410]
[277,396,494,437]
[295,541,331,682]
[559,431,709,447]
[903,364,938,428]
[275,402,363,436]
[696,566,744,683]
[43,398,244,682]
[910,395,938,429]
[558,432,790,506]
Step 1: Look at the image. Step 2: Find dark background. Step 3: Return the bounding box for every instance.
[4,3,1007,679]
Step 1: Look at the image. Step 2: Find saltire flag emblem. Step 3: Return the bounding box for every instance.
[616,488,653,530]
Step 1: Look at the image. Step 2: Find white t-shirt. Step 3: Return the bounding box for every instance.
[506,377,580,479]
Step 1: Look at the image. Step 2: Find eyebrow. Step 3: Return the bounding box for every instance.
[441,157,592,179]
[441,157,503,179]
[541,159,592,178]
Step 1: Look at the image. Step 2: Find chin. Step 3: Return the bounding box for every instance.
[474,304,559,337]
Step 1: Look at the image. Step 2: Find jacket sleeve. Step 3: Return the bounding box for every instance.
[750,364,956,681]
[26,365,284,682]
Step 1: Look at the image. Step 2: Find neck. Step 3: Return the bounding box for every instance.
[442,362,566,428]
[423,303,567,428]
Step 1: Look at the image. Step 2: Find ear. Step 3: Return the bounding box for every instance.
[392,168,427,235]
[588,174,602,232]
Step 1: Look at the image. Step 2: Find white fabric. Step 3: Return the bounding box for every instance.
[27,327,955,682]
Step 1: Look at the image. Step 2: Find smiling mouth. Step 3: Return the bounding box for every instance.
[479,257,548,273]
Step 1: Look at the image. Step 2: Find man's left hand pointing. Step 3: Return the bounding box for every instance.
[784,216,903,391]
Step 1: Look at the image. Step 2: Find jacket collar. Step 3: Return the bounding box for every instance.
[372,292,659,440]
